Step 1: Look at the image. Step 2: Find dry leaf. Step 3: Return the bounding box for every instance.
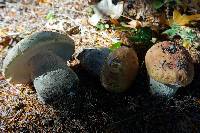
[113,31,130,45]
[124,20,142,29]
[67,26,80,35]
[110,19,120,26]
[88,0,99,5]
[36,0,52,4]
[183,39,190,48]
[158,13,169,26]
[0,36,13,52]
[0,36,12,47]
[168,10,200,26]
[36,0,47,3]
[0,28,8,37]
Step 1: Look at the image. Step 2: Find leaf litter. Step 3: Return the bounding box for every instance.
[0,0,200,132]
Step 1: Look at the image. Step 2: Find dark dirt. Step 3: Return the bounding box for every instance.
[27,63,200,133]
[1,0,200,132]
[2,45,200,133]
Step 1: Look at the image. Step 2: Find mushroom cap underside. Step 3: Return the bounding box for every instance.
[3,31,75,84]
[145,41,194,87]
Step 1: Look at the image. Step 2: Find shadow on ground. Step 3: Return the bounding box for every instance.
[48,63,200,133]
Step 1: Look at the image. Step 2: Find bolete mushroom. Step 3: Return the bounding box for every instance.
[100,46,139,93]
[145,41,194,97]
[77,48,110,77]
[2,31,79,104]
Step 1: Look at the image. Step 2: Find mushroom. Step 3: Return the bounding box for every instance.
[145,41,194,97]
[77,48,110,77]
[100,46,139,93]
[2,31,79,104]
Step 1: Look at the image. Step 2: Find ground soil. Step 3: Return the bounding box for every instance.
[1,0,200,132]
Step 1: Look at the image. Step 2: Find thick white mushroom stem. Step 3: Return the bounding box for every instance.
[150,78,179,97]
[28,51,79,103]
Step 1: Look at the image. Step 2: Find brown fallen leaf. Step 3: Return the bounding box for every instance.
[113,31,130,46]
[124,20,142,29]
[0,36,12,47]
[158,13,169,26]
[36,0,52,4]
[67,26,80,35]
[88,0,99,5]
[110,19,120,26]
[168,10,200,26]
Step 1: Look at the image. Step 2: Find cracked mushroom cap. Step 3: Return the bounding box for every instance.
[145,41,194,87]
[2,31,75,84]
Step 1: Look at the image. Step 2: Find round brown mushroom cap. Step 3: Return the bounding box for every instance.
[100,46,139,93]
[2,31,75,84]
[145,41,194,87]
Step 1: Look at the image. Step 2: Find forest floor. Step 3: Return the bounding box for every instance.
[1,0,200,132]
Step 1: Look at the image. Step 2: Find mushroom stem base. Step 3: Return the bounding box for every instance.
[149,78,179,97]
[29,51,79,104]
[33,68,78,104]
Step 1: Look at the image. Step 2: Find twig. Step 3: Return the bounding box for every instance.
[121,14,134,21]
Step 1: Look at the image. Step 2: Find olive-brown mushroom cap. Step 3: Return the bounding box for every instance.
[2,31,75,84]
[101,46,139,92]
[145,41,194,87]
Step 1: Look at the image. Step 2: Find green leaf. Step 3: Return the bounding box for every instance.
[45,12,55,21]
[179,28,197,43]
[95,22,109,30]
[109,42,122,52]
[152,0,165,9]
[163,24,198,45]
[152,0,183,10]
[163,24,180,38]
[129,27,152,43]
[105,24,109,29]
[163,29,177,38]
